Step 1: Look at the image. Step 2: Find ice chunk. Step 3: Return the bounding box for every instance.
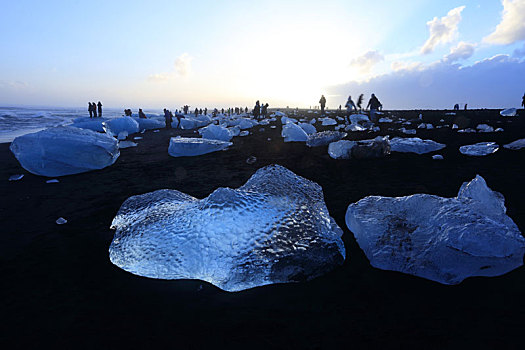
[495,127,504,132]
[321,118,337,126]
[103,117,140,137]
[228,126,241,137]
[282,123,308,142]
[198,124,233,142]
[10,126,119,177]
[132,117,165,131]
[328,140,356,159]
[379,117,393,123]
[500,108,517,117]
[109,165,346,292]
[350,114,370,124]
[9,174,24,181]
[238,118,258,129]
[246,156,257,164]
[399,128,417,135]
[457,128,476,133]
[345,175,525,285]
[117,131,128,140]
[272,111,286,117]
[460,142,499,156]
[70,117,107,132]
[239,131,249,136]
[350,137,390,159]
[46,179,59,183]
[118,141,137,149]
[299,123,317,135]
[134,137,143,140]
[345,124,366,132]
[390,137,446,154]
[504,138,525,150]
[56,217,67,225]
[306,131,347,147]
[309,118,316,124]
[168,137,232,157]
[452,124,458,129]
[432,155,444,160]
[476,124,494,133]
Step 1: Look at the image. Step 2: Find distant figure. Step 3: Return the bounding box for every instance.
[199,108,203,115]
[319,95,326,115]
[97,101,103,117]
[522,93,525,109]
[92,102,98,118]
[345,95,357,121]
[194,108,199,117]
[261,103,269,118]
[164,109,172,129]
[253,101,261,119]
[183,105,189,114]
[464,104,468,110]
[366,94,382,123]
[124,109,132,117]
[175,113,184,129]
[138,109,147,119]
[454,104,459,111]
[339,105,342,111]
[356,94,364,112]
[221,108,224,114]
[204,108,207,115]
[88,103,93,118]
[245,107,248,113]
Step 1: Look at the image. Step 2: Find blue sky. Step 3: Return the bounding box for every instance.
[1,0,524,109]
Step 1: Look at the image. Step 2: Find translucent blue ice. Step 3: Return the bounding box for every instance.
[168,137,232,157]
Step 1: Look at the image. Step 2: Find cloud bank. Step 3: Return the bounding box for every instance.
[350,50,384,73]
[421,6,466,54]
[328,55,525,109]
[443,41,476,62]
[484,0,525,45]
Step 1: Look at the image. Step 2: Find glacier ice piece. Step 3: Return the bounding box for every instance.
[238,118,258,130]
[70,117,107,132]
[299,123,316,135]
[432,155,444,160]
[117,131,128,140]
[503,138,525,150]
[500,108,517,117]
[103,117,140,137]
[239,131,249,136]
[345,124,366,132]
[198,124,233,142]
[399,128,417,135]
[346,175,525,285]
[321,118,337,126]
[349,114,370,124]
[306,131,347,147]
[118,141,137,149]
[9,174,24,181]
[460,142,499,156]
[379,117,393,123]
[328,140,356,159]
[390,137,445,154]
[246,156,257,164]
[282,123,308,142]
[168,137,232,157]
[109,165,346,292]
[476,124,494,133]
[132,117,165,131]
[46,179,59,183]
[350,136,391,159]
[10,126,120,177]
[56,217,67,225]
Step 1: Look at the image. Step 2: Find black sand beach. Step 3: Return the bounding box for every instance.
[1,109,525,349]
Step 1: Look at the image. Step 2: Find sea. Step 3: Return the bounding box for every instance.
[0,106,164,143]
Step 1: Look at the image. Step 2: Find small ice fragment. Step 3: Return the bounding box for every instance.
[118,141,138,149]
[56,217,67,225]
[246,156,257,164]
[432,155,444,160]
[239,131,249,136]
[134,137,143,140]
[46,179,59,183]
[267,138,271,141]
[117,131,128,140]
[9,174,24,181]
[153,130,160,133]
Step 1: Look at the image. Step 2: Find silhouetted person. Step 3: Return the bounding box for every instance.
[97,101,102,117]
[221,108,224,114]
[199,108,203,115]
[253,101,260,119]
[339,105,342,111]
[464,104,468,110]
[345,95,357,118]
[245,107,248,113]
[204,108,207,115]
[356,94,364,112]
[164,109,172,129]
[261,103,269,118]
[319,95,326,115]
[88,103,93,118]
[366,94,382,123]
[454,104,459,111]
[175,113,184,129]
[522,93,525,109]
[194,108,198,117]
[138,109,147,119]
[92,102,97,118]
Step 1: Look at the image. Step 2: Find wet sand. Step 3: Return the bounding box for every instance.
[1,109,525,348]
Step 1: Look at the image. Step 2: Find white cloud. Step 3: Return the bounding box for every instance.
[350,50,384,73]
[421,6,466,54]
[484,0,525,45]
[174,53,193,77]
[328,54,525,109]
[443,41,476,62]
[147,73,171,82]
[391,61,423,72]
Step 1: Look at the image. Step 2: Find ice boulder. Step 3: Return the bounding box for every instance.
[306,131,347,147]
[476,124,494,133]
[133,118,165,131]
[10,126,120,177]
[299,123,317,135]
[238,118,258,129]
[282,123,308,142]
[500,108,517,117]
[70,117,107,132]
[346,175,525,285]
[168,137,232,157]
[390,137,445,154]
[503,139,525,150]
[109,165,346,292]
[379,117,393,123]
[321,118,337,126]
[349,114,370,125]
[328,140,357,159]
[460,142,499,156]
[198,124,233,142]
[350,136,391,159]
[103,117,140,137]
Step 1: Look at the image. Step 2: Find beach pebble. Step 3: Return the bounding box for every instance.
[56,217,67,225]
[9,174,24,181]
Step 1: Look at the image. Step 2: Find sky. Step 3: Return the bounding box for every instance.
[0,0,524,109]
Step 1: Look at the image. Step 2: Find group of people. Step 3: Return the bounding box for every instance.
[123,108,147,118]
[253,101,269,119]
[88,101,102,118]
[163,108,185,129]
[319,94,383,123]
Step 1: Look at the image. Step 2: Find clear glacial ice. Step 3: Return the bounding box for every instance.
[345,175,525,284]
[109,165,346,292]
[10,126,120,176]
[103,117,140,137]
[168,137,232,157]
[390,137,446,154]
[306,131,347,147]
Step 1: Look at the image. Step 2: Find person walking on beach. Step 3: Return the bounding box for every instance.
[175,112,184,129]
[522,93,525,109]
[164,109,172,129]
[345,95,357,123]
[319,95,326,115]
[138,108,147,119]
[366,94,382,123]
[253,101,261,119]
[97,101,103,117]
[88,102,93,118]
[92,102,98,118]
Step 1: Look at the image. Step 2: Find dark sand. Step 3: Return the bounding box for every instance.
[1,109,525,349]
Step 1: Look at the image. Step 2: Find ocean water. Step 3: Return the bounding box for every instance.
[0,106,164,143]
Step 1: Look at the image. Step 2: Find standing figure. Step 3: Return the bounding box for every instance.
[366,94,382,123]
[97,101,103,117]
[204,108,207,115]
[522,93,525,109]
[194,108,199,117]
[253,101,260,119]
[138,109,147,119]
[344,95,357,123]
[319,95,326,115]
[92,102,98,118]
[356,94,364,112]
[164,109,172,129]
[454,104,459,111]
[261,103,269,118]
[464,104,468,110]
[88,102,93,118]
